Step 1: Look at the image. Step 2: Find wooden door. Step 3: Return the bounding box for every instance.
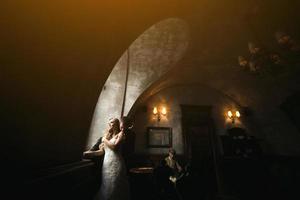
[180,105,223,198]
[181,105,213,160]
[188,125,211,168]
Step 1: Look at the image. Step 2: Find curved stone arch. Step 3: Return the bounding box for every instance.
[127,82,262,145]
[128,81,246,116]
[128,81,247,127]
[87,18,190,148]
[130,83,249,155]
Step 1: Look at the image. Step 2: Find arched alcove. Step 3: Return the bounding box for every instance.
[87,18,189,148]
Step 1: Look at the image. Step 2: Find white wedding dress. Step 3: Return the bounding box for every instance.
[94,137,130,200]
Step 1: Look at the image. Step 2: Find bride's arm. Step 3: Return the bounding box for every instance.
[103,132,124,150]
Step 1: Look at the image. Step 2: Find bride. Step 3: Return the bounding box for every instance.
[94,117,130,200]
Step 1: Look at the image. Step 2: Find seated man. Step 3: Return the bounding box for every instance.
[153,159,173,190]
[153,159,178,199]
[165,148,183,183]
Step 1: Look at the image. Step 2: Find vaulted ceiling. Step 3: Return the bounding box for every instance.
[1,0,300,170]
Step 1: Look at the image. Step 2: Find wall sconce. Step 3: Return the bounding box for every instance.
[153,106,167,122]
[227,110,241,123]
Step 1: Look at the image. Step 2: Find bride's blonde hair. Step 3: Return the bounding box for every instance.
[103,118,120,140]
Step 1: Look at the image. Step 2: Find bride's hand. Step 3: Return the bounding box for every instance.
[99,142,105,148]
[113,134,119,138]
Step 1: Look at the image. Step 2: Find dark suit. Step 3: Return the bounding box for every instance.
[122,129,135,169]
[90,137,102,151]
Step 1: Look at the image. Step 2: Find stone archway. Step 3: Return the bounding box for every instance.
[87,18,190,148]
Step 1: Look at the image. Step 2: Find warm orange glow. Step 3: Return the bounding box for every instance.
[227,111,233,118]
[235,111,241,118]
[161,107,167,115]
[227,110,241,123]
[153,107,158,115]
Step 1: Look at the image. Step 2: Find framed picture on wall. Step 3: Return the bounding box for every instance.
[147,127,172,148]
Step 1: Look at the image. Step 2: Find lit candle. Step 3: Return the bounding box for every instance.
[161,107,167,115]
[153,107,158,115]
